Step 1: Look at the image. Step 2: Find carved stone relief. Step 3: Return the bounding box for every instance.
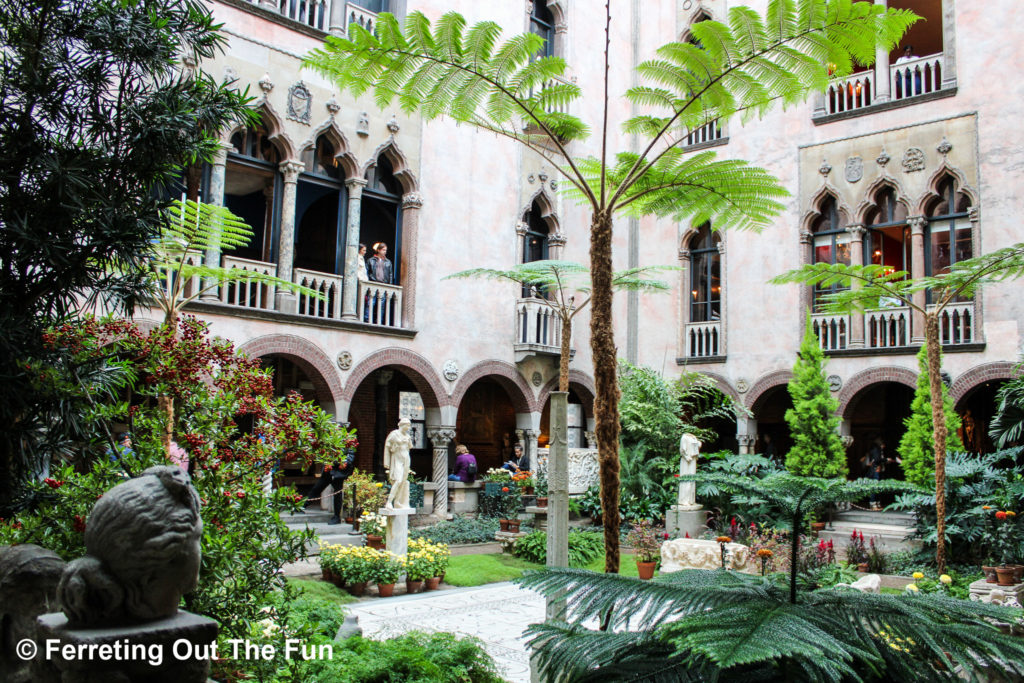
[443,360,459,381]
[902,147,926,172]
[660,538,756,574]
[535,447,599,494]
[287,81,312,125]
[844,156,863,183]
[357,111,369,137]
[337,351,353,371]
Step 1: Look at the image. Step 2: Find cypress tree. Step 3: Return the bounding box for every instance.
[899,345,962,487]
[785,319,847,478]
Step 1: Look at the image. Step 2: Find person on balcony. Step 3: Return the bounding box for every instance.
[449,444,479,484]
[894,45,921,96]
[358,243,370,322]
[367,242,393,284]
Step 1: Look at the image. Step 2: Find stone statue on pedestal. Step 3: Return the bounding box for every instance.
[677,432,702,510]
[384,418,413,510]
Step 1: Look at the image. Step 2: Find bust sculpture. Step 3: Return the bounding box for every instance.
[677,432,702,509]
[58,466,203,626]
[383,418,413,510]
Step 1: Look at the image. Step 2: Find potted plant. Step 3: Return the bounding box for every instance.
[995,510,1019,586]
[498,486,521,530]
[374,554,402,598]
[404,547,432,593]
[626,520,662,580]
[360,511,386,549]
[319,545,337,582]
[408,470,425,510]
[535,470,549,508]
[482,467,513,495]
[515,471,535,496]
[865,536,888,574]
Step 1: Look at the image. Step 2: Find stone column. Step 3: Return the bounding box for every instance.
[275,160,304,312]
[941,0,957,89]
[373,370,393,481]
[547,232,566,261]
[846,225,867,348]
[873,0,891,103]
[201,145,230,301]
[908,216,927,344]
[737,434,756,455]
[400,192,423,328]
[341,178,367,320]
[524,429,540,469]
[427,427,456,520]
[967,207,983,338]
[799,230,815,315]
[546,392,569,622]
[328,0,347,36]
[677,247,690,359]
[716,240,727,356]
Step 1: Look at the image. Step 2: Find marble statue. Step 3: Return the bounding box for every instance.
[660,538,755,574]
[677,432,702,509]
[58,465,203,626]
[384,418,413,510]
[836,574,881,593]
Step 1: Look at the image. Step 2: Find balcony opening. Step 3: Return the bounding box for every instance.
[521,199,550,298]
[889,0,944,100]
[295,135,346,277]
[810,195,850,311]
[225,124,281,263]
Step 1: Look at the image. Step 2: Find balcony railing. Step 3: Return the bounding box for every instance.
[527,75,574,117]
[683,120,724,148]
[811,312,849,351]
[685,321,721,358]
[346,1,378,34]
[277,0,328,31]
[294,268,342,320]
[359,281,403,328]
[931,302,973,346]
[824,70,874,116]
[221,256,277,311]
[866,306,910,348]
[891,54,942,101]
[515,298,565,351]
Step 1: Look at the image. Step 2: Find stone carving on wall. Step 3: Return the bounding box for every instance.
[819,159,832,176]
[357,111,370,136]
[827,374,843,392]
[876,149,890,167]
[660,538,755,574]
[527,174,535,184]
[443,360,459,381]
[844,156,863,183]
[902,147,926,172]
[287,82,312,124]
[258,72,274,94]
[337,350,353,371]
[550,180,557,190]
[326,97,340,116]
[535,447,599,494]
[532,371,543,387]
[937,138,952,156]
[386,116,400,134]
[539,172,548,182]
[736,378,750,393]
[223,66,238,84]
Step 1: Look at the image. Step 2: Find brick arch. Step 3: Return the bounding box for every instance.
[450,360,536,414]
[537,370,596,419]
[951,362,1020,406]
[236,334,343,409]
[837,366,918,418]
[701,372,741,406]
[341,348,448,408]
[745,370,794,412]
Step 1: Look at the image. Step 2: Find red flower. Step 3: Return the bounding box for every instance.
[236,491,246,499]
[73,515,86,533]
[663,532,670,539]
[501,487,509,492]
[673,473,679,477]
[43,478,62,489]
[996,510,1008,520]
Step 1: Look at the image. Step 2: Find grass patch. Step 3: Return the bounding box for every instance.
[287,577,358,606]
[445,552,644,587]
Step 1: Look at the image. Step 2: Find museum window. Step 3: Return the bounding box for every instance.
[294,134,347,276]
[224,124,281,264]
[361,153,402,285]
[680,12,725,148]
[811,196,850,310]
[689,223,721,323]
[925,175,972,303]
[521,199,550,298]
[864,186,910,277]
[530,0,555,59]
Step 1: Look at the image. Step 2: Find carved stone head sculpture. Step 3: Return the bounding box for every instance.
[58,466,203,626]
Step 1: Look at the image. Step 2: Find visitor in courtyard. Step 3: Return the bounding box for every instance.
[449,444,478,483]
[503,443,530,473]
[358,243,370,321]
[863,435,891,510]
[302,448,356,524]
[367,242,393,284]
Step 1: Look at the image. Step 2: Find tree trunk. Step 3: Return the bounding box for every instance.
[559,313,571,393]
[589,210,621,573]
[159,309,179,458]
[924,313,948,574]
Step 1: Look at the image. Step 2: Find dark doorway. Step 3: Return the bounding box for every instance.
[456,379,518,473]
[846,382,914,479]
[754,385,794,466]
[957,380,1013,455]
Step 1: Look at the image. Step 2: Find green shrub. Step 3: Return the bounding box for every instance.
[512,529,604,568]
[271,592,345,638]
[410,515,500,544]
[296,632,507,682]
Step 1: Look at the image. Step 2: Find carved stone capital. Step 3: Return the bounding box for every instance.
[515,221,529,238]
[845,224,867,240]
[401,192,423,209]
[799,230,814,245]
[548,232,567,247]
[716,241,726,255]
[427,427,456,449]
[377,369,394,385]
[525,429,540,440]
[968,206,980,223]
[279,160,304,181]
[678,248,690,262]
[737,435,756,448]
[907,215,927,235]
[346,177,367,198]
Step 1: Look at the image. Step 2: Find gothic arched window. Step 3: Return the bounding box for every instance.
[811,196,850,309]
[689,224,721,323]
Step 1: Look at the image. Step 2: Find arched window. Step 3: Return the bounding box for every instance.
[811,196,850,310]
[361,153,402,284]
[925,176,972,304]
[521,199,550,298]
[864,186,910,276]
[224,124,282,263]
[689,224,721,323]
[530,0,555,58]
[294,134,346,277]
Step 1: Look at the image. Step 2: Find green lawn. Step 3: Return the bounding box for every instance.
[445,552,643,587]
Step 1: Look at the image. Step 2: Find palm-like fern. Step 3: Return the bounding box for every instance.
[306,0,916,572]
[518,474,1024,682]
[990,361,1024,449]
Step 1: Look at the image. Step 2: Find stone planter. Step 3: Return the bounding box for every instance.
[983,565,998,583]
[378,583,395,598]
[406,579,424,594]
[637,561,657,580]
[425,576,441,590]
[366,534,384,550]
[996,566,1016,586]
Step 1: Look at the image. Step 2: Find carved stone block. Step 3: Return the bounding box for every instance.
[660,538,755,574]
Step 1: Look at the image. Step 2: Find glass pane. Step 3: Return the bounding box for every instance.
[814,243,833,265]
[954,225,972,263]
[929,221,951,275]
[835,236,851,266]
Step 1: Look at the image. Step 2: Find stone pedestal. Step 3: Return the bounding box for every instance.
[381,506,415,559]
[495,530,530,553]
[665,505,707,539]
[526,505,548,531]
[969,578,1024,605]
[32,610,218,683]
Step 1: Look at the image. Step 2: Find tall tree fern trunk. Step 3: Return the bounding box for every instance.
[925,313,948,573]
[159,308,179,458]
[590,210,622,573]
[559,314,571,393]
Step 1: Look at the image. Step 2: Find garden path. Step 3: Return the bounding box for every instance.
[346,582,544,683]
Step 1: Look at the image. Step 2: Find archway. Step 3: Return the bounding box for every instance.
[751,385,794,465]
[844,382,914,479]
[956,380,1015,455]
[539,387,592,449]
[455,378,519,473]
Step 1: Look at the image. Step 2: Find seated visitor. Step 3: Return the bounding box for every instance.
[449,444,478,483]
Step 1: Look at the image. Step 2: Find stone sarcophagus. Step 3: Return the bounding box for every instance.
[659,538,756,574]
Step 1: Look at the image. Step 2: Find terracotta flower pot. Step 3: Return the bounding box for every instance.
[321,568,332,581]
[857,562,869,572]
[331,575,347,588]
[345,516,354,525]
[348,581,368,596]
[508,520,521,533]
[811,522,826,534]
[499,519,510,532]
[983,565,998,583]
[426,576,441,590]
[523,486,535,496]
[1014,565,1024,583]
[637,561,657,580]
[537,496,548,508]
[378,582,395,597]
[366,534,384,550]
[352,519,360,532]
[406,579,424,594]
[996,566,1016,586]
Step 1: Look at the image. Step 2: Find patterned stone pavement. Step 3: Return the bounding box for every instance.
[346,582,544,683]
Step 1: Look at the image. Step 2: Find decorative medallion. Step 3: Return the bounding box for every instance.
[356,111,369,137]
[386,116,400,134]
[827,374,843,392]
[736,378,750,394]
[527,174,535,184]
[902,147,926,172]
[844,156,863,183]
[682,0,693,9]
[258,73,274,94]
[223,66,238,84]
[287,81,312,125]
[326,97,340,116]
[532,371,544,387]
[336,350,353,371]
[876,149,890,167]
[550,180,557,190]
[443,360,459,381]
[818,159,832,177]
[539,172,548,182]
[937,138,953,156]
